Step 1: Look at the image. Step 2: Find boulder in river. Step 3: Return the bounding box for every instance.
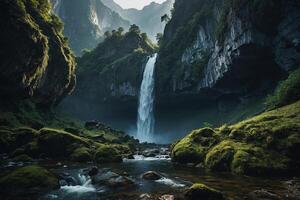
[184,183,224,200]
[142,171,162,180]
[88,166,99,177]
[92,170,135,188]
[159,194,174,200]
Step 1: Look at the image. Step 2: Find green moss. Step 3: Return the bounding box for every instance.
[94,144,122,163]
[172,128,219,164]
[70,146,92,162]
[0,129,15,153]
[0,165,59,197]
[266,67,300,109]
[37,128,90,158]
[185,183,224,200]
[172,101,300,175]
[205,140,235,171]
[12,154,34,162]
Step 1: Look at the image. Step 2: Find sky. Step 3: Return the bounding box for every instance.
[114,0,167,10]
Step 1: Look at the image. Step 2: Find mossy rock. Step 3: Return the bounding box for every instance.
[172,101,300,175]
[231,147,291,175]
[185,183,225,200]
[172,128,219,164]
[0,129,15,153]
[12,154,34,162]
[0,165,59,198]
[205,140,235,172]
[70,146,92,162]
[94,144,122,163]
[205,140,291,175]
[37,128,90,158]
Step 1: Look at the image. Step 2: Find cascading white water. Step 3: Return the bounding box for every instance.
[137,54,157,142]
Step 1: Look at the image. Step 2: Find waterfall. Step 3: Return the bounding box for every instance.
[137,54,157,142]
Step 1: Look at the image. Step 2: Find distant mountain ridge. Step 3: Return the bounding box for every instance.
[50,0,130,55]
[101,0,175,41]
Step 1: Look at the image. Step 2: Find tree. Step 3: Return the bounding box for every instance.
[104,31,111,38]
[129,24,141,34]
[117,27,124,35]
[161,14,170,23]
[141,32,148,40]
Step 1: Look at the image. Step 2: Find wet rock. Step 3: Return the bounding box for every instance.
[127,154,135,159]
[187,163,195,167]
[185,183,225,200]
[248,189,280,200]
[59,173,77,186]
[88,166,99,177]
[284,178,300,199]
[140,193,152,200]
[195,163,205,169]
[142,171,162,180]
[159,194,174,200]
[92,170,135,188]
[142,149,160,157]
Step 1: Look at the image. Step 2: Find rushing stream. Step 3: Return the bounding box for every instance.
[137,54,157,143]
[36,150,299,200]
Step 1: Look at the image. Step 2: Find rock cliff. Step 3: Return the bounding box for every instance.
[156,0,300,103]
[59,27,157,125]
[0,0,76,107]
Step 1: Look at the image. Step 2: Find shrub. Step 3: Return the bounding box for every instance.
[266,68,300,109]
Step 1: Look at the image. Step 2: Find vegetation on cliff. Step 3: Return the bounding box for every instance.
[0,0,76,107]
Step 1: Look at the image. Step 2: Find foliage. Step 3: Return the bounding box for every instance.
[266,68,300,109]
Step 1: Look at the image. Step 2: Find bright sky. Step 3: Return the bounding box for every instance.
[114,0,167,10]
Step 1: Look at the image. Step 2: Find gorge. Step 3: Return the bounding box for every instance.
[0,0,300,200]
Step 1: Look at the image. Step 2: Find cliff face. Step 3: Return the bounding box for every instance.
[102,0,175,41]
[59,29,156,124]
[156,0,300,104]
[0,0,76,107]
[51,0,130,55]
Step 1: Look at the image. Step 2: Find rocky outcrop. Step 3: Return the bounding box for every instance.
[59,28,157,124]
[0,0,76,107]
[156,0,300,102]
[51,0,130,55]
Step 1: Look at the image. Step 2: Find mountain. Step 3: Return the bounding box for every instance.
[0,0,76,108]
[59,26,157,129]
[50,0,130,55]
[101,0,175,41]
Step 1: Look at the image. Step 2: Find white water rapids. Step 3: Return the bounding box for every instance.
[137,54,157,142]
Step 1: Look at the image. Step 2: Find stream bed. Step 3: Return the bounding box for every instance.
[38,155,299,200]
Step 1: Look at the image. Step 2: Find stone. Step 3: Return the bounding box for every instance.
[88,166,99,177]
[185,183,225,200]
[248,189,280,200]
[142,171,162,180]
[159,194,174,200]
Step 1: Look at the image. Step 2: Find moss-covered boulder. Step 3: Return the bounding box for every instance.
[37,128,90,158]
[185,183,225,200]
[70,146,92,162]
[94,144,122,163]
[171,128,219,164]
[0,165,59,198]
[172,101,300,175]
